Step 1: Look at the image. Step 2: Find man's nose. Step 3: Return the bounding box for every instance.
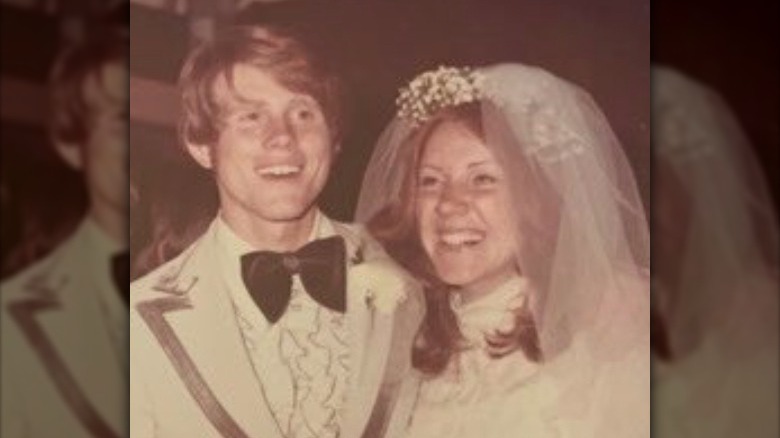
[435,183,470,217]
[264,114,295,150]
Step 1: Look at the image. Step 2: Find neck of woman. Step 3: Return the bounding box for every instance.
[455,266,521,305]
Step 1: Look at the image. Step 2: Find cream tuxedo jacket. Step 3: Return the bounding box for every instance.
[1,221,126,438]
[130,217,423,438]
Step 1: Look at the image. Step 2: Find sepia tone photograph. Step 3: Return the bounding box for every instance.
[128,0,649,437]
[0,1,776,438]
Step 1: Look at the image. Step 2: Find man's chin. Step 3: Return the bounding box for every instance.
[258,204,318,223]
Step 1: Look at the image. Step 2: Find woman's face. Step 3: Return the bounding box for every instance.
[415,121,518,295]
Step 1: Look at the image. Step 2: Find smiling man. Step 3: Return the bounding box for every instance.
[129,26,422,438]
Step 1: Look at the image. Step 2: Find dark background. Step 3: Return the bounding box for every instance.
[652,0,779,205]
[0,5,86,277]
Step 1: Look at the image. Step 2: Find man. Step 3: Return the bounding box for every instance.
[1,25,129,438]
[130,26,422,438]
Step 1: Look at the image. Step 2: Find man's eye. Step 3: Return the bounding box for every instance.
[294,106,318,122]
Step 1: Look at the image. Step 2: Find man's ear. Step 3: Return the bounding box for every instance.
[53,141,84,171]
[185,141,214,169]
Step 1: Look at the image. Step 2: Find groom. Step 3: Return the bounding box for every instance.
[130,25,422,438]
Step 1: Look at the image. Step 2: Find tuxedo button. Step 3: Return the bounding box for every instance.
[282,255,300,273]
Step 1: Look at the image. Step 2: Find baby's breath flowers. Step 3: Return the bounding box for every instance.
[396,66,484,128]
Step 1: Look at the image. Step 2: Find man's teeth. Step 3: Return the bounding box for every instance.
[440,232,483,246]
[258,165,302,176]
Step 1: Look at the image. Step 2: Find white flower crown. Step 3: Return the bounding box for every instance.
[396,64,587,164]
[396,66,485,128]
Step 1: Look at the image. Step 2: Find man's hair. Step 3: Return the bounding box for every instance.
[178,25,345,148]
[49,26,127,146]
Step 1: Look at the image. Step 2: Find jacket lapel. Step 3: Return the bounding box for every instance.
[137,228,284,438]
[334,224,397,438]
[8,232,123,438]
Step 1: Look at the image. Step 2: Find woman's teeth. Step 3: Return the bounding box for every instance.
[439,231,483,247]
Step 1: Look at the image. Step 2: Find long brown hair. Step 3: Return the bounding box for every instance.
[368,103,542,376]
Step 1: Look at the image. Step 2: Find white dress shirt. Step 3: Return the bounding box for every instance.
[213,211,350,438]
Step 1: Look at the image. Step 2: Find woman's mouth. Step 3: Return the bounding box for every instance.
[438,229,485,249]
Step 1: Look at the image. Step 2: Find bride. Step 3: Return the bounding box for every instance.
[356,64,650,437]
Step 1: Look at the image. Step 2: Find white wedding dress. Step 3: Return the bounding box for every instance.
[400,277,649,438]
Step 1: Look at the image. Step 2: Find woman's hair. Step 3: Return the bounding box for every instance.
[367,103,543,376]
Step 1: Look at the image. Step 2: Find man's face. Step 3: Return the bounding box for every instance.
[82,60,129,223]
[191,63,335,224]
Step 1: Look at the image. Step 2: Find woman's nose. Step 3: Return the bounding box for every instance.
[435,184,470,216]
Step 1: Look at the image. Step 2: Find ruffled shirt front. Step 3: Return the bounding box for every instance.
[213,212,350,438]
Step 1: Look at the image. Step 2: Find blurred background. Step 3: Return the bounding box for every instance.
[652,1,779,437]
[1,2,128,437]
[1,0,127,278]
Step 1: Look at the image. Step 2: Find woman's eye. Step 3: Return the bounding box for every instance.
[473,173,498,186]
[239,111,264,123]
[418,175,441,188]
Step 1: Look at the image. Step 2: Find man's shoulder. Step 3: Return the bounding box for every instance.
[0,241,71,304]
[329,219,388,258]
[130,236,205,305]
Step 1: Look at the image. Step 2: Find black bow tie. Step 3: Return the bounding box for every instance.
[111,251,129,307]
[240,236,346,324]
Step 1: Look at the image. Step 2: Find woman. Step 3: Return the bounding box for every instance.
[652,67,778,438]
[356,64,650,437]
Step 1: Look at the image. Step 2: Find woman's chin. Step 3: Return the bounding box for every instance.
[434,265,483,288]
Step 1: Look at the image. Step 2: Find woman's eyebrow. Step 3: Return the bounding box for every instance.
[419,164,444,172]
[467,160,492,169]
[419,160,493,171]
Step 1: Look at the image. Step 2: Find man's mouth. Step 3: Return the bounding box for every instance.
[257,164,303,178]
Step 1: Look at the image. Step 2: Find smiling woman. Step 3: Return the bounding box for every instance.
[413,106,520,301]
[356,64,650,438]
